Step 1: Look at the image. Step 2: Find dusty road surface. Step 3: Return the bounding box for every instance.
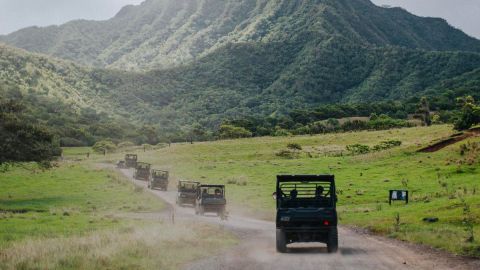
[119,168,480,270]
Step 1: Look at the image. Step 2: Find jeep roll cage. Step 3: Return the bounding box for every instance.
[276,175,336,209]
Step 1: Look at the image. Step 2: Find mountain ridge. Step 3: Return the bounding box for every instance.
[1,0,479,71]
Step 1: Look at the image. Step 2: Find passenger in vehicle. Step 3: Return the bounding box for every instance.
[315,186,325,199]
[290,189,298,199]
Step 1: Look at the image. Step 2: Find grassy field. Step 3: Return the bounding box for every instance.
[0,162,236,269]
[97,125,480,257]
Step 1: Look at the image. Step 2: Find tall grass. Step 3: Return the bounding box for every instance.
[0,222,235,270]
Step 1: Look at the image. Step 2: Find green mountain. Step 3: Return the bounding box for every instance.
[1,0,480,143]
[1,0,480,71]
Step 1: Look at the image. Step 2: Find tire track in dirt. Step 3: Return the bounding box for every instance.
[118,168,480,270]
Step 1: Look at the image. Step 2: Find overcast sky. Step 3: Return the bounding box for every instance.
[0,0,479,39]
[371,0,480,39]
[0,0,144,35]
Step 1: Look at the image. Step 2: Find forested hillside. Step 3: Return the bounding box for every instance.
[1,0,480,144]
[2,0,480,71]
[0,45,145,146]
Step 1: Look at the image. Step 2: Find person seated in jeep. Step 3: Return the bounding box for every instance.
[315,186,325,199]
[290,189,298,199]
[215,188,222,197]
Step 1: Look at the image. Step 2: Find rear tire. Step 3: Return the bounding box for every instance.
[327,227,338,253]
[276,229,287,253]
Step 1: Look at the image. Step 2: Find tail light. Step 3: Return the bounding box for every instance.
[323,220,330,226]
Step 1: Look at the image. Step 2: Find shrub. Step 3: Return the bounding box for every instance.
[219,125,252,139]
[287,143,302,151]
[372,140,402,151]
[454,96,480,131]
[273,127,291,137]
[92,140,117,153]
[118,141,135,148]
[275,149,298,159]
[346,144,370,155]
[368,114,412,130]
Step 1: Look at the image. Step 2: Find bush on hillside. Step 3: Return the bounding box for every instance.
[92,140,117,153]
[346,144,371,155]
[0,98,61,166]
[219,125,252,139]
[118,141,136,148]
[454,96,480,131]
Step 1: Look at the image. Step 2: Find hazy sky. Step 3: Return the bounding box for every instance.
[371,0,480,39]
[0,0,479,39]
[0,0,144,35]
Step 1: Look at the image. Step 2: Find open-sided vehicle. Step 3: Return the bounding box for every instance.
[274,175,338,253]
[195,185,227,220]
[149,169,169,191]
[133,162,151,181]
[176,181,200,206]
[125,154,138,168]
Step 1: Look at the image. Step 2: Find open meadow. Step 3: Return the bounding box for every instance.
[0,162,236,269]
[96,125,480,257]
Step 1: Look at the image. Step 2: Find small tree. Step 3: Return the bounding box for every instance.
[0,98,61,167]
[218,125,252,139]
[417,97,432,126]
[92,140,117,153]
[454,96,480,131]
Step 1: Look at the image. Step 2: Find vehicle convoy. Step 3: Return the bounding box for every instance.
[176,181,200,206]
[133,162,151,181]
[125,154,138,168]
[274,175,338,253]
[149,169,169,191]
[195,185,227,220]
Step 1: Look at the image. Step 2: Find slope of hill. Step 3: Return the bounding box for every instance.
[2,0,480,142]
[0,45,144,145]
[1,0,480,71]
[3,41,480,142]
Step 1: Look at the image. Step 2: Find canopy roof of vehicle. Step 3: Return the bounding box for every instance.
[199,184,225,188]
[152,169,168,174]
[277,175,334,183]
[136,162,151,168]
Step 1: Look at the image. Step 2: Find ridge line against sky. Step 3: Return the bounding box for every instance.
[0,0,479,39]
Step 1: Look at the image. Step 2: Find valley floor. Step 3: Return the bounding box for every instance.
[117,164,480,270]
[2,124,479,269]
[101,125,480,258]
[0,163,235,269]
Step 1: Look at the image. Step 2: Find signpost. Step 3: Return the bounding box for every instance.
[389,190,409,205]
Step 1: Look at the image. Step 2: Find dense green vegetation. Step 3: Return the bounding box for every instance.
[2,42,480,144]
[454,96,480,130]
[102,125,480,256]
[0,98,61,166]
[2,0,480,144]
[0,163,235,269]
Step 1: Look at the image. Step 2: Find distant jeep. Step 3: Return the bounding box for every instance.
[274,175,338,253]
[133,162,151,181]
[195,185,227,220]
[125,154,138,168]
[176,181,200,206]
[116,160,126,169]
[149,169,169,191]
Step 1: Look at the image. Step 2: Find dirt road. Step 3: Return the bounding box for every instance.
[119,168,479,270]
